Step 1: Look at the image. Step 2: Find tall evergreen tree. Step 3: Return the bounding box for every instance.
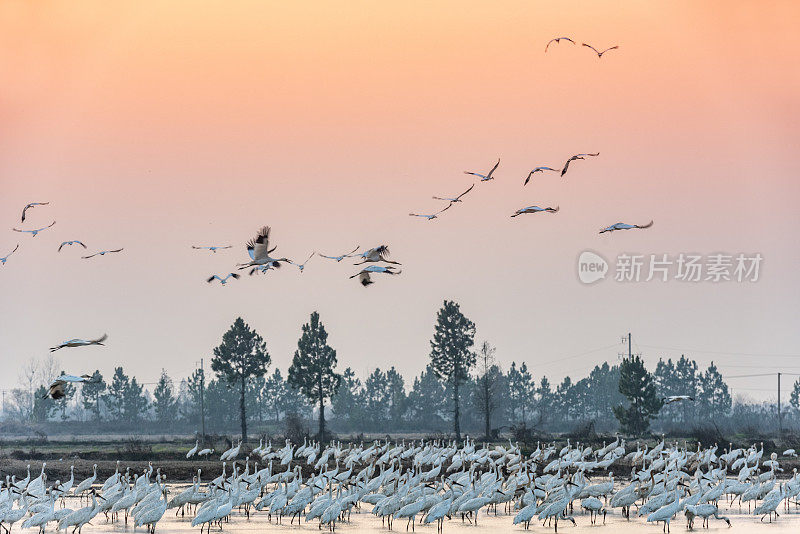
[790,379,800,414]
[697,361,731,419]
[385,367,406,425]
[613,355,662,435]
[153,369,178,424]
[331,367,364,425]
[123,377,148,422]
[104,367,129,421]
[406,365,448,428]
[182,368,204,425]
[428,300,476,440]
[32,385,55,422]
[263,369,286,425]
[288,311,342,442]
[54,371,76,421]
[81,370,106,422]
[211,317,271,442]
[536,377,554,427]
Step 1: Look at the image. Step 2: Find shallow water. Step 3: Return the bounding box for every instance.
[54,495,800,534]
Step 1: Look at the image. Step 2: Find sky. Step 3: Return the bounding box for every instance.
[1,1,799,403]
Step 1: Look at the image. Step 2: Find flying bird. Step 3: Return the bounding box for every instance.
[44,375,97,400]
[511,205,560,217]
[238,226,291,270]
[1,244,19,265]
[50,334,108,352]
[12,221,55,237]
[293,252,315,272]
[353,245,400,265]
[545,37,575,52]
[207,273,240,285]
[21,202,49,223]
[432,184,475,204]
[350,265,401,287]
[58,240,87,252]
[524,167,560,185]
[192,245,232,253]
[582,43,619,58]
[561,153,599,177]
[82,248,123,259]
[599,221,653,234]
[409,203,452,220]
[663,395,694,405]
[319,246,359,262]
[464,158,500,181]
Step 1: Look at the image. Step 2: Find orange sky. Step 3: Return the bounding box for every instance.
[1,1,799,401]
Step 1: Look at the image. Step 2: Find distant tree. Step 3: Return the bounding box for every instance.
[385,367,406,425]
[429,300,476,440]
[53,371,76,421]
[697,361,731,419]
[364,368,389,423]
[288,311,342,442]
[104,367,129,421]
[790,379,800,414]
[536,377,554,427]
[331,367,364,425]
[473,341,502,439]
[81,370,106,422]
[556,376,573,421]
[211,317,271,442]
[182,368,204,425]
[32,385,54,422]
[263,369,286,425]
[674,356,699,424]
[123,377,149,422]
[613,356,662,435]
[153,369,178,424]
[406,364,448,428]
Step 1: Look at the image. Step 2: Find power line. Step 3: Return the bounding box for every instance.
[640,344,800,359]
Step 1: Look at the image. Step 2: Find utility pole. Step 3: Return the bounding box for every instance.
[778,372,782,436]
[200,358,206,440]
[628,333,632,360]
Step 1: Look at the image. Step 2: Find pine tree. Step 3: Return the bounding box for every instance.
[81,370,106,422]
[790,379,800,414]
[182,368,204,424]
[697,361,731,419]
[385,367,406,425]
[153,369,177,424]
[429,300,476,440]
[331,367,364,425]
[54,371,76,421]
[211,317,271,442]
[123,377,149,422]
[536,377,554,427]
[263,369,286,425]
[104,367,129,421]
[32,385,54,422]
[613,355,662,435]
[288,311,342,442]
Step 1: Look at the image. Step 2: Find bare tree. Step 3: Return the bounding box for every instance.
[473,341,501,439]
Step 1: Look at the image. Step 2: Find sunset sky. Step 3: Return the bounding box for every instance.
[1,1,799,402]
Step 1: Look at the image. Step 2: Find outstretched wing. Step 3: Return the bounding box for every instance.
[635,220,654,229]
[486,158,500,178]
[456,184,475,199]
[207,275,220,283]
[600,46,619,56]
[582,43,600,56]
[247,226,271,261]
[91,333,108,344]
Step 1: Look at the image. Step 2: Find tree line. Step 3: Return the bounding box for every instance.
[3,301,797,438]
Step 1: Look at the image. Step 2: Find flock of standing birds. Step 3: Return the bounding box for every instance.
[2,437,800,534]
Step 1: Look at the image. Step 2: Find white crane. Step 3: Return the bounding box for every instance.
[293,251,315,272]
[524,167,559,185]
[50,334,107,352]
[545,37,575,52]
[353,245,400,265]
[238,226,291,270]
[599,221,653,234]
[662,395,694,405]
[186,441,200,459]
[409,203,451,220]
[582,43,619,58]
[319,246,359,262]
[511,205,559,217]
[0,244,19,265]
[432,184,474,204]
[82,248,123,259]
[12,221,55,237]
[58,241,87,252]
[560,153,599,177]
[192,245,232,252]
[206,273,239,285]
[464,158,499,181]
[350,266,401,287]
